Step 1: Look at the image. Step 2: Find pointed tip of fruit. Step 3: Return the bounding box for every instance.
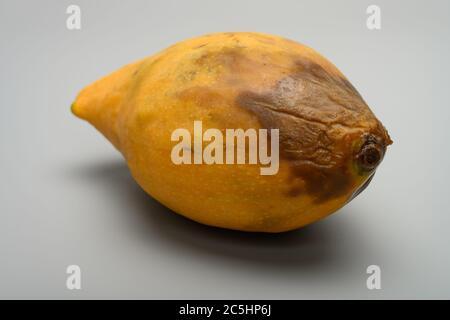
[70,101,78,116]
[71,97,88,120]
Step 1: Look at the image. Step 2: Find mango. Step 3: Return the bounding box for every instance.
[72,32,392,233]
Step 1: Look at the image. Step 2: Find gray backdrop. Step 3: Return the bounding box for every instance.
[0,0,448,299]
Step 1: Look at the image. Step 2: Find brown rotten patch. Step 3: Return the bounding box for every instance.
[236,57,390,202]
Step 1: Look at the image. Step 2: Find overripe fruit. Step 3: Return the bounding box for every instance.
[72,32,392,232]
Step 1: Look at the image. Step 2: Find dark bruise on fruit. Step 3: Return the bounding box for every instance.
[175,44,391,203]
[236,56,391,202]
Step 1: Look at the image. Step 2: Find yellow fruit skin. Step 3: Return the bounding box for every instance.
[72,32,392,233]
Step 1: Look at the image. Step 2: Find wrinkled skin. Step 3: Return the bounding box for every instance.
[72,32,392,232]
